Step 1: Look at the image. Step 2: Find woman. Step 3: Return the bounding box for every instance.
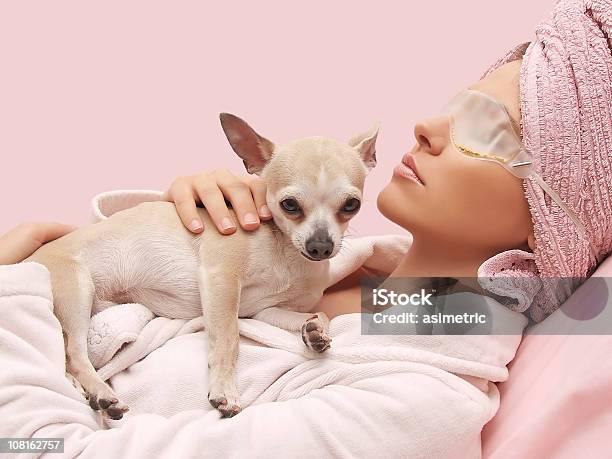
[1,0,610,457]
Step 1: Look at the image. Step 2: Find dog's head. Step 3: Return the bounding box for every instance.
[219,113,378,261]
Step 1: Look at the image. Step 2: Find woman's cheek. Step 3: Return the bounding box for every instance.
[450,162,529,248]
[426,165,496,241]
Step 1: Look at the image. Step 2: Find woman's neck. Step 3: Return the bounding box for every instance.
[391,237,493,278]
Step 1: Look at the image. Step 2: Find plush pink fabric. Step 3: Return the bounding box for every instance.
[482,337,612,458]
[481,255,612,458]
[478,0,612,322]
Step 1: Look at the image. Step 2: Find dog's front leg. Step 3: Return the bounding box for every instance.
[253,308,332,353]
[199,267,241,417]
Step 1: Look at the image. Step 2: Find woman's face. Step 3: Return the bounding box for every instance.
[377,60,534,255]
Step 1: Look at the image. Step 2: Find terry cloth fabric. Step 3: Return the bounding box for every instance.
[0,190,528,458]
[478,0,612,322]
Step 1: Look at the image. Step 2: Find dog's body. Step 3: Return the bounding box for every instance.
[30,202,329,319]
[26,114,378,419]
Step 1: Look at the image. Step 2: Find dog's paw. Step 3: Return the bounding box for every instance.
[209,394,242,418]
[301,317,332,353]
[208,383,241,418]
[86,388,130,420]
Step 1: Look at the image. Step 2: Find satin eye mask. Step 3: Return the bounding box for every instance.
[443,89,532,178]
[443,89,601,264]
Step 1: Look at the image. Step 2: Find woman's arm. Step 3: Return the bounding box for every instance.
[0,222,76,265]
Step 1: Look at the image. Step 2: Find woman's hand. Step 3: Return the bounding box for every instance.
[162,170,272,234]
[0,222,77,265]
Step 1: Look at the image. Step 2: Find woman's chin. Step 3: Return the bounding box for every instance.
[377,181,416,230]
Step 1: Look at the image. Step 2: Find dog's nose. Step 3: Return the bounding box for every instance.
[305,234,334,260]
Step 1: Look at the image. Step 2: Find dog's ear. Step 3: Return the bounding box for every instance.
[348,123,379,171]
[219,113,276,175]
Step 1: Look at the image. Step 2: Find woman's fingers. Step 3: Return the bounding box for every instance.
[215,170,260,230]
[193,175,238,234]
[246,175,272,220]
[163,170,270,234]
[164,177,204,233]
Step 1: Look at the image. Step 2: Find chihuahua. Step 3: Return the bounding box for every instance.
[25,114,378,418]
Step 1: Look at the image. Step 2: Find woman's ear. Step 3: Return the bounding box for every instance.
[527,232,536,252]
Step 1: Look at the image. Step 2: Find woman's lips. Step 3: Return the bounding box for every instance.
[393,153,425,185]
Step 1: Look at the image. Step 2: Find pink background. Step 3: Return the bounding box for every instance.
[0,1,554,236]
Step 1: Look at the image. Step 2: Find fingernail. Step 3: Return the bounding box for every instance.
[259,204,272,217]
[243,212,259,225]
[221,217,236,231]
[189,219,203,232]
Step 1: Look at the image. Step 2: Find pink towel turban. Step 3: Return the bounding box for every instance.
[477,0,612,322]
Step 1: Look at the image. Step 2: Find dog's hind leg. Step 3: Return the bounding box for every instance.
[199,266,241,418]
[50,259,129,420]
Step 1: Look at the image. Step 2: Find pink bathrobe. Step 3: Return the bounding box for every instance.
[0,190,527,458]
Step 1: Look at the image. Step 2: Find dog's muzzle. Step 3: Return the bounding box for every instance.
[304,229,334,261]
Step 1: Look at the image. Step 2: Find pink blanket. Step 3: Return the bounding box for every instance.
[482,259,612,458]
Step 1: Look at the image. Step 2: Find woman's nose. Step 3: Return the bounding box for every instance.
[413,116,449,156]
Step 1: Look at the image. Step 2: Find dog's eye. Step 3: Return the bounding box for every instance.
[341,198,361,213]
[280,198,301,214]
